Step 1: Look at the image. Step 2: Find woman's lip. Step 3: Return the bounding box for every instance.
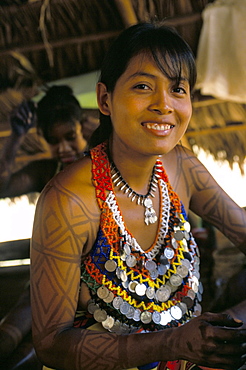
[59,155,77,164]
[142,122,175,133]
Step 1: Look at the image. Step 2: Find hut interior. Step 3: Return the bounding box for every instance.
[0,1,246,369]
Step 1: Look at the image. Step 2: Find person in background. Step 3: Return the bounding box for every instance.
[31,22,246,370]
[0,85,98,199]
[0,85,98,368]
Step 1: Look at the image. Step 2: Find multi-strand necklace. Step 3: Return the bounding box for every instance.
[110,159,163,225]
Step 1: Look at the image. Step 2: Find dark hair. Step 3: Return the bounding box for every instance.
[37,85,83,142]
[90,22,197,147]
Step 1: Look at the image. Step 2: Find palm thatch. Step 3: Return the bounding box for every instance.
[0,0,245,173]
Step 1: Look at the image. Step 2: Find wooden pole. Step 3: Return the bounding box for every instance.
[114,0,138,27]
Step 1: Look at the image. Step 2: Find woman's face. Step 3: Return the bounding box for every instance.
[47,120,87,165]
[97,53,192,158]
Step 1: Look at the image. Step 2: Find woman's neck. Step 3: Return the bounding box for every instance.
[108,141,159,195]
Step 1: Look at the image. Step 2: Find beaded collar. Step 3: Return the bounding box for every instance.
[79,142,202,334]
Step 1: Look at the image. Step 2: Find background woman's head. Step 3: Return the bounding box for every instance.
[90,22,197,147]
[37,85,87,164]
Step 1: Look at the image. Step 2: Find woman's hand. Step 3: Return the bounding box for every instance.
[10,101,37,137]
[170,312,246,370]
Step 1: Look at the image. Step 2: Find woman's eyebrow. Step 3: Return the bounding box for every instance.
[126,71,157,81]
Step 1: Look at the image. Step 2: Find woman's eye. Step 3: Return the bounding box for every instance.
[134,83,150,90]
[172,86,186,94]
[66,135,76,141]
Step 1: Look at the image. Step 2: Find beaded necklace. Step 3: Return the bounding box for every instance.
[110,160,161,225]
[79,142,202,334]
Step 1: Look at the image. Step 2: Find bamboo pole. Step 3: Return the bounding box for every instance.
[114,0,138,27]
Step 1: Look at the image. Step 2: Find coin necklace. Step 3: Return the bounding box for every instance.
[110,159,163,225]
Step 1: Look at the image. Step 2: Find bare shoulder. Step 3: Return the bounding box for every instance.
[33,155,100,256]
[161,145,202,210]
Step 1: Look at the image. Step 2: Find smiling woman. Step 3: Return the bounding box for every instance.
[29,22,246,370]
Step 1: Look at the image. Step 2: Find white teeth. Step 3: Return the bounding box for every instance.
[146,123,172,130]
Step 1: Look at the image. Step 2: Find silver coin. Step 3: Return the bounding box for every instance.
[176,265,189,278]
[174,230,184,241]
[120,301,130,315]
[140,311,152,324]
[97,286,110,300]
[120,250,126,261]
[183,222,191,232]
[170,305,182,320]
[152,311,161,324]
[187,289,196,300]
[193,270,200,280]
[112,296,124,309]
[197,291,202,302]
[156,285,171,302]
[102,316,115,330]
[166,281,178,293]
[177,302,187,315]
[133,308,141,322]
[124,244,131,255]
[181,259,191,269]
[126,254,137,268]
[158,264,167,275]
[150,269,158,280]
[171,237,178,249]
[94,308,107,323]
[144,198,153,208]
[135,283,146,296]
[169,274,182,287]
[105,259,117,272]
[128,280,138,293]
[122,280,129,289]
[193,303,202,316]
[160,310,172,326]
[146,286,155,299]
[103,291,115,303]
[125,306,135,319]
[120,269,128,282]
[198,282,204,294]
[159,255,169,265]
[87,301,98,314]
[182,296,194,309]
[116,267,121,279]
[145,260,157,272]
[192,275,199,286]
[111,320,121,333]
[192,281,199,293]
[194,261,200,271]
[194,256,200,265]
[164,247,175,260]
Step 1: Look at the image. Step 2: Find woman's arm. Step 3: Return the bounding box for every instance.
[170,146,246,253]
[30,162,246,370]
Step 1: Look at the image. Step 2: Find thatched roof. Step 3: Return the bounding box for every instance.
[0,0,245,173]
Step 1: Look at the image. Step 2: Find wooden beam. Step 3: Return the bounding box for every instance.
[114,0,138,27]
[186,123,246,137]
[0,30,121,57]
[163,13,202,27]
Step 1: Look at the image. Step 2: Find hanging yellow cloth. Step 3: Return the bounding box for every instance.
[196,0,246,103]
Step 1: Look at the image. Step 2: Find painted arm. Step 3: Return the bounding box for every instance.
[178,147,246,254]
[30,164,246,370]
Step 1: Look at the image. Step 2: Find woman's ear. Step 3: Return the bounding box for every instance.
[96,82,111,116]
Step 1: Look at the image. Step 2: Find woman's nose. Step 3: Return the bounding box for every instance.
[149,91,174,115]
[57,140,70,153]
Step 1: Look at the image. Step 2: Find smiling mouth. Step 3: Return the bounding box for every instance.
[145,123,174,131]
